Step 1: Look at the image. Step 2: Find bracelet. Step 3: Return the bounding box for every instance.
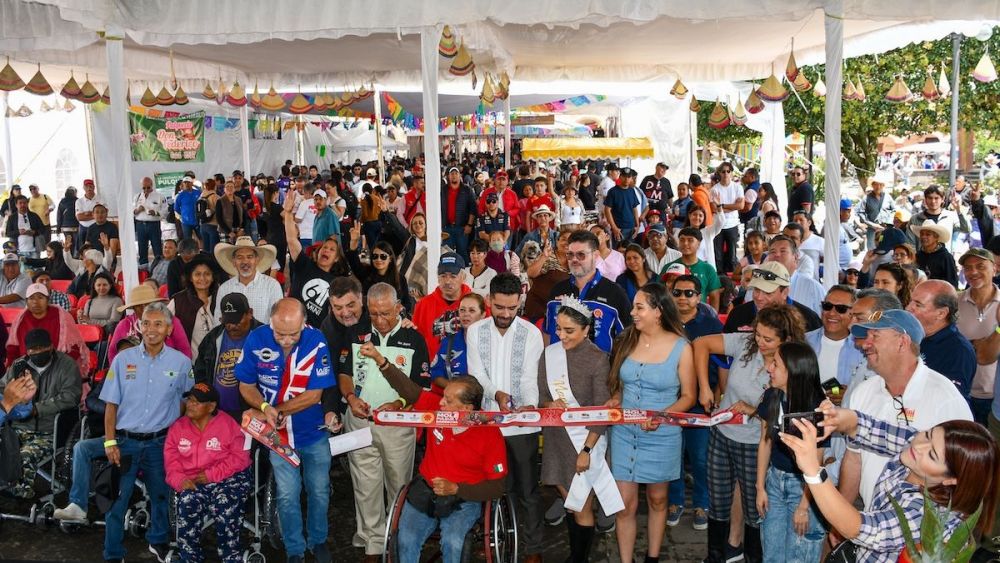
[103,439,117,448]
[581,445,592,454]
[260,402,270,412]
[378,357,390,370]
[398,396,408,408]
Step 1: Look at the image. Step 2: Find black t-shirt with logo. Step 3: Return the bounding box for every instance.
[290,253,350,328]
[336,319,431,389]
[638,174,673,216]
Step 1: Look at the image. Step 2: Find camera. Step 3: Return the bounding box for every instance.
[781,411,824,438]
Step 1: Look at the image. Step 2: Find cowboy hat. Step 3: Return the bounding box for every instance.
[214,236,277,276]
[911,221,951,242]
[532,204,555,219]
[868,168,894,187]
[117,284,167,313]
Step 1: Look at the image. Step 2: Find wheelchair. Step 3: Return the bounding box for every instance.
[381,482,518,563]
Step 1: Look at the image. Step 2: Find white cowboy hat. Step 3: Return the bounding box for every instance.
[213,236,277,276]
[868,168,894,187]
[532,204,555,219]
[117,284,167,313]
[911,221,951,243]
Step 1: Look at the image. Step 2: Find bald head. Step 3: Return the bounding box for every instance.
[906,279,958,335]
[270,298,306,351]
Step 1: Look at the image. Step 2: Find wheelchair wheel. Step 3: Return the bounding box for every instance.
[261,476,282,550]
[485,496,518,563]
[34,502,55,528]
[381,483,411,563]
[126,507,150,537]
[243,549,266,563]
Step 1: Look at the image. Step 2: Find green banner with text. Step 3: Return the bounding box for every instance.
[129,111,205,162]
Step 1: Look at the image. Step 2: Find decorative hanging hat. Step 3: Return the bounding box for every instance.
[920,70,939,101]
[78,76,101,103]
[937,65,951,96]
[449,42,475,76]
[785,49,800,82]
[730,96,747,127]
[100,86,110,105]
[973,50,997,83]
[173,85,189,105]
[63,98,75,112]
[745,87,764,114]
[813,76,827,97]
[261,85,286,112]
[669,78,688,99]
[689,97,701,112]
[216,77,228,105]
[312,90,328,112]
[226,81,247,106]
[202,81,215,99]
[289,92,312,114]
[884,74,912,103]
[156,85,175,106]
[15,104,32,117]
[24,65,53,96]
[340,90,355,105]
[497,71,510,100]
[0,58,25,92]
[60,72,82,99]
[140,85,157,107]
[39,100,52,112]
[708,99,730,129]
[439,26,458,58]
[757,73,789,102]
[249,81,262,109]
[356,83,373,101]
[480,73,496,105]
[854,78,867,101]
[843,77,858,100]
[792,71,812,93]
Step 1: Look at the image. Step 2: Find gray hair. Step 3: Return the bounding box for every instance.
[826,284,857,302]
[856,288,903,311]
[142,301,174,324]
[367,282,398,304]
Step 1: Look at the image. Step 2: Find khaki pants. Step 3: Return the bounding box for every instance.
[346,411,415,555]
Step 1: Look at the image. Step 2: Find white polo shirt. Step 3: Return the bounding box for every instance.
[75,194,104,228]
[711,181,742,229]
[844,361,972,508]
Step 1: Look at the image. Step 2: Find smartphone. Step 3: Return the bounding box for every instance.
[821,378,842,395]
[781,411,824,437]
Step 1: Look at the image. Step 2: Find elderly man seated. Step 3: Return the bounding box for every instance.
[0,329,81,498]
[5,282,87,376]
[376,365,507,563]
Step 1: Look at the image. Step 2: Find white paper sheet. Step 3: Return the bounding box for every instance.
[328,427,373,457]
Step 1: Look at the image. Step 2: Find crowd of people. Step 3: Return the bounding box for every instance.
[1,152,999,563]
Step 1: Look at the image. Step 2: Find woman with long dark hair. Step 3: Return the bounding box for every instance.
[608,283,697,563]
[755,342,828,562]
[77,271,123,330]
[43,241,74,280]
[872,262,913,307]
[262,183,287,270]
[782,403,1000,563]
[677,205,723,267]
[693,304,806,563]
[617,244,655,301]
[347,224,412,312]
[168,255,219,361]
[399,212,428,299]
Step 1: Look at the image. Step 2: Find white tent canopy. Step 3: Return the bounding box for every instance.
[330,129,408,153]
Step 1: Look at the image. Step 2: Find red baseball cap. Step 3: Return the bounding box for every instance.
[495,170,508,179]
[83,179,95,186]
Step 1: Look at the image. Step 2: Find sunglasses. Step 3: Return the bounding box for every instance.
[371,253,391,261]
[672,289,699,298]
[892,395,911,425]
[845,269,860,275]
[821,301,851,314]
[566,251,592,261]
[751,269,788,283]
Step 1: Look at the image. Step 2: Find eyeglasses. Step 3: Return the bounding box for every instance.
[793,173,805,178]
[719,169,733,174]
[845,269,861,275]
[892,395,911,425]
[672,289,699,298]
[821,301,851,314]
[751,269,788,283]
[566,251,592,261]
[372,253,390,261]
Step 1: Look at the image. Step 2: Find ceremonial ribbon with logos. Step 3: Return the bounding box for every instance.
[372,406,744,429]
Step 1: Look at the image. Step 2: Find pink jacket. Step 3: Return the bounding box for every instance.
[108,312,192,363]
[164,413,251,492]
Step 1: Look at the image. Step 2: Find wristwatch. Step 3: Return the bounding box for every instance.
[803,468,828,485]
[581,445,592,454]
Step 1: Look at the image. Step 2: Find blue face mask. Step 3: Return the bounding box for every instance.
[489,241,505,253]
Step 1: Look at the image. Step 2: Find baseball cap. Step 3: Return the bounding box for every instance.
[446,166,461,175]
[83,179,95,186]
[661,263,690,277]
[495,170,508,179]
[183,382,220,403]
[312,189,328,200]
[485,193,499,203]
[366,168,377,178]
[959,247,994,266]
[874,227,907,254]
[839,198,853,211]
[25,328,51,350]
[648,223,667,235]
[438,252,465,275]
[219,293,250,325]
[26,283,48,298]
[747,262,791,293]
[181,176,194,183]
[3,252,19,263]
[850,309,925,345]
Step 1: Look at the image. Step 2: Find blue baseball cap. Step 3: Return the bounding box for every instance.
[874,227,907,254]
[840,198,853,211]
[438,252,465,275]
[850,309,925,345]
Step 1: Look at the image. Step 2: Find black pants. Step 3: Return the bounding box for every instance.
[505,433,543,555]
[714,225,739,274]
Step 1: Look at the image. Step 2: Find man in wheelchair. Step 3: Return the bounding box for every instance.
[0,328,81,498]
[373,363,507,563]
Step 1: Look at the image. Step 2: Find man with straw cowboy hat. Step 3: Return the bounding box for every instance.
[108,283,192,363]
[914,221,959,286]
[213,236,282,325]
[856,168,897,250]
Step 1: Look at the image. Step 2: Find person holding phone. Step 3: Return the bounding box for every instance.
[0,369,35,424]
[755,342,829,562]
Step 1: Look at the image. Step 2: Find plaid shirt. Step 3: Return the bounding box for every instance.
[49,290,71,312]
[848,412,964,562]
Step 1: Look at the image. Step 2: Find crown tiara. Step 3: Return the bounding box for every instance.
[559,295,592,319]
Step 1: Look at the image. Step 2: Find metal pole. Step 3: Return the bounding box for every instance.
[373,85,386,184]
[949,33,961,188]
[504,96,512,168]
[1,92,14,188]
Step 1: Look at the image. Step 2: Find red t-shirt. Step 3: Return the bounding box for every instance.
[7,307,62,366]
[417,388,508,486]
[446,186,460,225]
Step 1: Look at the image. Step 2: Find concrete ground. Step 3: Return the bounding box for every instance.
[0,460,708,562]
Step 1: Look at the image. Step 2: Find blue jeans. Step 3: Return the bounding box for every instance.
[442,225,469,261]
[181,223,197,241]
[270,438,331,558]
[761,466,825,563]
[104,436,170,561]
[199,224,220,255]
[68,437,105,508]
[668,426,710,510]
[397,500,481,563]
[245,217,259,243]
[135,220,162,266]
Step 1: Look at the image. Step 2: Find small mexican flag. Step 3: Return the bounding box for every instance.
[492,463,504,473]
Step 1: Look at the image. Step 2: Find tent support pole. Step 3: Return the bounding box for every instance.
[105,25,139,294]
[1,92,14,188]
[822,0,844,289]
[373,85,387,184]
[948,33,961,188]
[240,104,251,178]
[504,96,511,168]
[421,27,442,291]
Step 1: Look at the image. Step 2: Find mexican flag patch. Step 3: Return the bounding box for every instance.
[492,463,504,473]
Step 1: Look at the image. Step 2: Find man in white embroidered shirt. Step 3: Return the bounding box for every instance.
[133,176,166,270]
[466,272,545,563]
[213,236,283,325]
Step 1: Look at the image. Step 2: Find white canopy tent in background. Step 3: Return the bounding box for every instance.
[2,0,999,292]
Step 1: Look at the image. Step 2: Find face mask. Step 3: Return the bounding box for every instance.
[489,241,505,253]
[28,350,53,367]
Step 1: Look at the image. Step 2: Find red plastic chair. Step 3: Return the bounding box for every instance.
[50,279,72,293]
[158,284,169,299]
[67,294,78,308]
[76,295,90,315]
[0,307,24,327]
[77,324,104,345]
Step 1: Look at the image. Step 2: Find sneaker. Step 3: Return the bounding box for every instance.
[666,504,683,527]
[692,508,709,531]
[595,507,616,534]
[724,543,745,563]
[310,543,331,563]
[53,503,87,521]
[544,498,566,526]
[148,543,170,563]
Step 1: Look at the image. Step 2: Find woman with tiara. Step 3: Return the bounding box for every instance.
[538,295,621,563]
